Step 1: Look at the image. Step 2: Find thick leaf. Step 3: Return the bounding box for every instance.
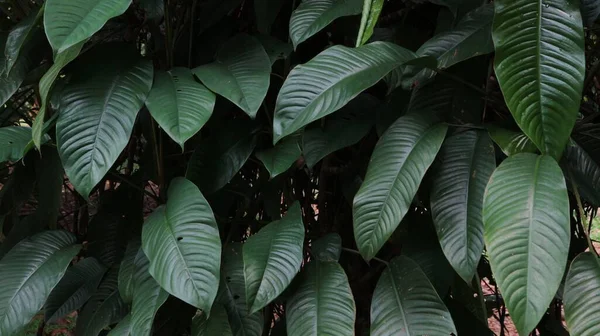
[56,46,153,197]
[146,68,216,149]
[256,35,293,65]
[44,0,132,52]
[0,127,36,162]
[273,42,416,143]
[45,257,107,322]
[0,230,81,335]
[75,267,129,336]
[483,153,570,335]
[256,136,301,178]
[118,239,141,303]
[142,177,221,312]
[371,256,457,336]
[488,126,538,156]
[193,34,270,118]
[287,261,355,336]
[564,252,600,336]
[356,0,384,46]
[311,233,342,262]
[192,305,233,336]
[5,7,43,74]
[289,0,363,49]
[430,130,495,283]
[244,202,305,314]
[353,114,448,260]
[581,0,600,25]
[492,0,585,160]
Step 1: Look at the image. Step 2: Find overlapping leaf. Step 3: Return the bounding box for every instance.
[564,252,600,336]
[118,239,141,303]
[5,7,43,74]
[256,136,301,178]
[488,126,538,156]
[0,127,37,162]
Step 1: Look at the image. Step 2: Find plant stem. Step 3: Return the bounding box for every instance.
[342,247,388,265]
[569,170,598,256]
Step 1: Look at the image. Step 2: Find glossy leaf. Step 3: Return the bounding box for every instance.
[118,239,141,303]
[356,0,384,46]
[192,305,233,336]
[193,34,270,118]
[311,233,342,262]
[488,126,538,156]
[5,7,43,74]
[371,256,457,336]
[44,0,132,52]
[273,42,416,143]
[0,230,81,335]
[0,34,29,107]
[244,202,305,314]
[141,177,221,313]
[430,130,495,283]
[353,114,448,260]
[483,153,570,335]
[492,0,585,160]
[289,0,362,49]
[256,136,301,178]
[0,127,37,162]
[564,252,600,336]
[146,68,216,149]
[56,46,153,197]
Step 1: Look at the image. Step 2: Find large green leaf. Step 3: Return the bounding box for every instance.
[492,0,585,160]
[243,202,305,314]
[56,46,153,197]
[44,0,132,53]
[118,239,141,303]
[192,305,233,336]
[141,177,221,313]
[256,136,301,178]
[146,68,216,149]
[371,256,457,336]
[564,252,600,336]
[287,261,355,336]
[356,0,384,46]
[430,130,495,283]
[488,126,538,157]
[0,126,36,162]
[5,7,43,75]
[353,114,448,261]
[193,34,270,118]
[273,42,416,143]
[483,153,570,335]
[0,230,81,335]
[44,257,107,322]
[289,0,362,49]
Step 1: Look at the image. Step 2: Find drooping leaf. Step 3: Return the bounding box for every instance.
[56,45,153,197]
[244,202,305,314]
[287,261,355,336]
[193,34,270,118]
[370,256,457,336]
[44,0,132,53]
[311,233,342,262]
[273,42,416,143]
[45,257,107,323]
[256,35,293,65]
[289,0,363,49]
[118,239,141,303]
[256,136,301,178]
[356,0,384,46]
[353,114,448,260]
[492,0,585,160]
[564,252,600,336]
[430,130,495,283]
[141,177,221,313]
[0,127,37,162]
[145,68,216,149]
[488,126,538,156]
[192,305,233,336]
[581,0,600,25]
[483,153,570,335]
[5,7,43,75]
[0,230,81,335]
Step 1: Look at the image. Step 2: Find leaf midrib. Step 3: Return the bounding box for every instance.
[389,267,411,335]
[525,155,542,327]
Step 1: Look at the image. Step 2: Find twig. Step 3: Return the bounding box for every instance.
[108,172,160,201]
[342,247,388,265]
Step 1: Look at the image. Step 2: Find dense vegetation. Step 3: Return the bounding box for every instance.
[1,0,600,335]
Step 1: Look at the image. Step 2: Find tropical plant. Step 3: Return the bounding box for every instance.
[1,0,600,335]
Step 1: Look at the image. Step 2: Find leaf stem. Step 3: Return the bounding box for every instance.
[342,247,388,265]
[568,170,598,256]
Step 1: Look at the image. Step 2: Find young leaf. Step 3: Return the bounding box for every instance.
[492,0,585,160]
[192,305,233,336]
[244,202,305,314]
[141,177,221,313]
[483,153,570,335]
[564,252,600,336]
[256,135,301,178]
[353,114,448,261]
[356,0,384,47]
[0,230,81,335]
[487,126,538,156]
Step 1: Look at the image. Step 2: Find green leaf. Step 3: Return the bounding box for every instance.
[356,0,384,46]
[141,177,221,312]
[311,233,342,262]
[193,34,270,118]
[353,114,448,260]
[56,45,153,197]
[45,257,107,323]
[218,243,264,336]
[370,256,457,336]
[492,0,585,160]
[273,42,416,143]
[0,34,29,108]
[256,35,293,65]
[488,126,538,156]
[255,0,286,33]
[581,0,600,25]
[563,140,600,206]
[118,239,141,303]
[0,127,37,162]
[108,313,132,336]
[564,252,600,336]
[430,130,495,283]
[289,0,363,49]
[5,7,43,75]
[244,202,305,314]
[44,0,132,53]
[192,305,233,336]
[287,261,355,336]
[146,68,216,149]
[256,136,301,178]
[0,230,81,335]
[75,267,129,336]
[483,153,570,335]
